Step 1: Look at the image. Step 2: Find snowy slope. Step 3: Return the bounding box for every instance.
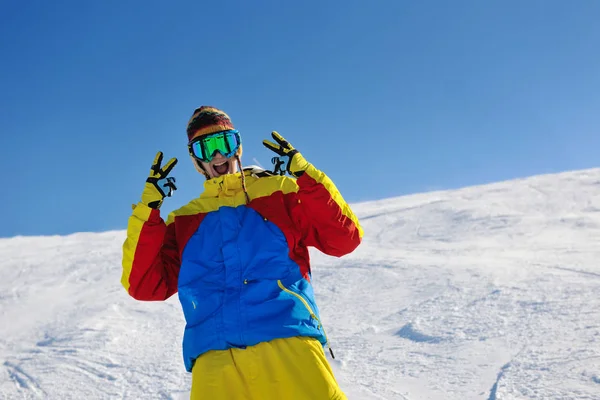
[1,169,600,400]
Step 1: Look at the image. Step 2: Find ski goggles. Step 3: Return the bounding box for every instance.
[187,130,242,162]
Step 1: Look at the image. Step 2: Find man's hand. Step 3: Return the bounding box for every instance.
[262,132,310,178]
[141,151,178,209]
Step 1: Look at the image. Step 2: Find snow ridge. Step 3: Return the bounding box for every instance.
[487,362,511,400]
[396,323,443,344]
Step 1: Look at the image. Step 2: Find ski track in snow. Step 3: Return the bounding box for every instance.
[1,168,600,399]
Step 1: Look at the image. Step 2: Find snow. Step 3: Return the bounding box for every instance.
[2,168,600,399]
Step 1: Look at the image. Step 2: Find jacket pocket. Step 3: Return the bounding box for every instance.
[277,280,319,320]
[277,280,335,358]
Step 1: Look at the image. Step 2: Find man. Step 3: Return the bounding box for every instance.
[121,106,363,399]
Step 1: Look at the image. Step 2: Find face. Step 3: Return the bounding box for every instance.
[200,152,238,178]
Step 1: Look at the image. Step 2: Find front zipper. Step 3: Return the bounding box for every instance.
[277,280,335,359]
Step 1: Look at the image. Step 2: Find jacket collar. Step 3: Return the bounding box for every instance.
[201,171,248,198]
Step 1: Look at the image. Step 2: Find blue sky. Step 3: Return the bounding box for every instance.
[1,0,599,237]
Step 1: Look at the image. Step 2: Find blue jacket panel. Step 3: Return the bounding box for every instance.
[177,206,326,372]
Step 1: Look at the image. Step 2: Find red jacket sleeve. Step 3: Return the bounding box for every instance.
[290,164,363,257]
[121,203,180,301]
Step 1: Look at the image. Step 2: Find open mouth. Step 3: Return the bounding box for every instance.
[213,160,229,176]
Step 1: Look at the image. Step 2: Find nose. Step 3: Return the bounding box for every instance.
[211,152,227,162]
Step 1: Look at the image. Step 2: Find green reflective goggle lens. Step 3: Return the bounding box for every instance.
[188,130,241,162]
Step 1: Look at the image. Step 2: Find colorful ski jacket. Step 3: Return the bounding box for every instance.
[121,164,363,372]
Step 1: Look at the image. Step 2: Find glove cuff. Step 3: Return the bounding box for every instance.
[132,202,162,221]
[141,181,164,209]
[290,153,311,177]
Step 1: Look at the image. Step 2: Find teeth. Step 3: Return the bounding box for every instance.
[214,161,227,167]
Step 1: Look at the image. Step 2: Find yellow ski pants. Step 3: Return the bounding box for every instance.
[190,336,347,400]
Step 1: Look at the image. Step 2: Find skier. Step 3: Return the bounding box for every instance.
[121,106,363,399]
